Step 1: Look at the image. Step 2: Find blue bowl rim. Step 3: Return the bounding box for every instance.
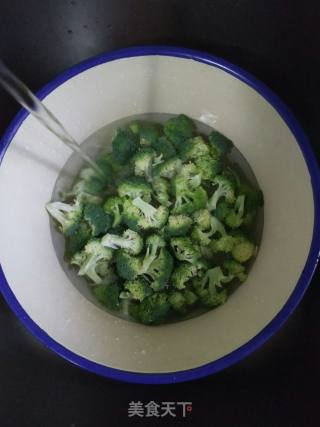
[0,46,319,384]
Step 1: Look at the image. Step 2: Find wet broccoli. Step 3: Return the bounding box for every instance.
[112,128,139,164]
[46,114,263,326]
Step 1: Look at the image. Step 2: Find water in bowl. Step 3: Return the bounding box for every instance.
[50,113,264,323]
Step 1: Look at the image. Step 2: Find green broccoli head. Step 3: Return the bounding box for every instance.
[76,239,114,284]
[131,148,162,181]
[179,136,210,161]
[172,163,202,195]
[191,214,226,246]
[215,201,233,222]
[193,209,211,230]
[121,198,141,232]
[102,229,143,255]
[152,156,182,179]
[165,214,193,237]
[131,292,171,325]
[195,155,222,182]
[168,291,187,313]
[224,195,245,229]
[103,196,123,228]
[139,123,161,146]
[152,177,171,207]
[207,175,236,211]
[192,266,232,308]
[128,120,141,135]
[223,259,248,282]
[112,128,139,164]
[64,221,92,259]
[208,130,233,157]
[146,248,174,292]
[46,199,83,233]
[231,236,256,263]
[170,237,201,264]
[93,283,121,311]
[238,182,264,225]
[210,235,236,253]
[152,136,176,160]
[132,197,169,230]
[163,114,195,148]
[115,250,142,281]
[191,226,212,246]
[173,186,208,215]
[83,203,113,237]
[120,279,153,302]
[171,262,199,289]
[117,177,152,202]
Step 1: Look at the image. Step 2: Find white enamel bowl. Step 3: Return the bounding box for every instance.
[0,47,319,384]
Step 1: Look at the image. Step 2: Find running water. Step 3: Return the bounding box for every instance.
[0,59,104,177]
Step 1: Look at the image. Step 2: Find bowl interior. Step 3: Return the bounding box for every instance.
[0,54,314,374]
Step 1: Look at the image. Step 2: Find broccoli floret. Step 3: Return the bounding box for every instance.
[93,283,121,311]
[117,177,152,202]
[170,237,201,264]
[191,214,226,246]
[102,229,143,255]
[201,266,233,292]
[112,128,139,164]
[183,290,198,306]
[210,235,236,253]
[64,221,92,259]
[193,209,211,230]
[238,182,264,225]
[152,136,176,160]
[140,235,172,291]
[121,198,141,232]
[169,288,199,313]
[146,248,174,292]
[61,177,105,202]
[224,195,245,229]
[179,136,210,161]
[168,291,187,313]
[172,163,202,194]
[76,239,114,284]
[139,123,161,146]
[152,156,182,179]
[120,279,152,302]
[207,175,236,211]
[171,262,199,289]
[103,197,123,228]
[200,289,228,308]
[46,199,83,233]
[195,155,222,181]
[193,266,232,308]
[208,130,233,157]
[128,120,141,135]
[152,177,171,207]
[163,114,195,148]
[191,226,212,246]
[223,259,248,282]
[83,203,113,236]
[232,236,256,263]
[131,148,163,181]
[165,214,193,237]
[131,293,171,325]
[215,201,233,222]
[132,197,169,230]
[116,250,142,280]
[142,234,167,270]
[173,186,208,215]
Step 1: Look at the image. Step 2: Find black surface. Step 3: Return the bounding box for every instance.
[0,1,319,426]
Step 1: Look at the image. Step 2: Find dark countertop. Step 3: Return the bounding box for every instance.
[0,1,319,426]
